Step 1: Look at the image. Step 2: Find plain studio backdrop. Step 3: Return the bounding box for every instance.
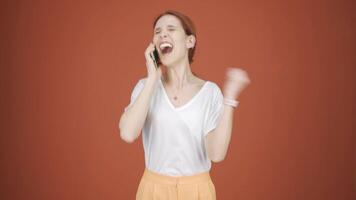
[1,0,355,199]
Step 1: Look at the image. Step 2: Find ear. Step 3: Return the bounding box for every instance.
[185,35,196,49]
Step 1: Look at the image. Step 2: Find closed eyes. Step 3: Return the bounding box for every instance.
[154,25,177,34]
[154,29,175,34]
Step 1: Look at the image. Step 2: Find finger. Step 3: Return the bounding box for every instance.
[145,48,155,59]
[145,46,155,55]
[145,42,155,52]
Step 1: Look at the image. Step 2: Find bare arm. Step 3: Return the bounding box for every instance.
[205,68,251,162]
[118,42,162,143]
[119,77,158,143]
[205,104,234,162]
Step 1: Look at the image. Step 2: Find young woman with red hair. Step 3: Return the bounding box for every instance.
[119,10,250,200]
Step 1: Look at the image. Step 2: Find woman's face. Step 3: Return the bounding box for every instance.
[153,14,195,67]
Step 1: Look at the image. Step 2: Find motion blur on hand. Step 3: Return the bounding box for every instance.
[223,67,251,100]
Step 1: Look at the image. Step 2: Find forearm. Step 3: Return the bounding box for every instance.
[209,104,234,161]
[207,67,250,162]
[119,77,157,143]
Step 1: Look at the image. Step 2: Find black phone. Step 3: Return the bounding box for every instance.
[150,47,160,68]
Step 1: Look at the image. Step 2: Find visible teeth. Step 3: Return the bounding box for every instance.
[159,43,173,50]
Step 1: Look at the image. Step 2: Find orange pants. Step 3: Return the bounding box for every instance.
[136,168,216,200]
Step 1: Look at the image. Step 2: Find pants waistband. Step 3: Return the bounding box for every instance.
[142,168,212,186]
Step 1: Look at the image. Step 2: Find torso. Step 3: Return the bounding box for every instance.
[161,77,207,108]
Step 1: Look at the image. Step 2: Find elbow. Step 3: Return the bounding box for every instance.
[209,152,226,163]
[211,156,225,163]
[119,129,136,143]
[207,146,226,163]
[121,135,136,143]
[118,119,136,143]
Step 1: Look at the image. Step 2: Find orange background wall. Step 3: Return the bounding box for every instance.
[1,0,355,199]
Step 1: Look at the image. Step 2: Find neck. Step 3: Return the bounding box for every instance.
[162,58,194,90]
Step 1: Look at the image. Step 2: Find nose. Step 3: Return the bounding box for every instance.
[159,30,168,38]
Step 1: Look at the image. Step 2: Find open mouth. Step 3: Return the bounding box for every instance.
[159,42,174,54]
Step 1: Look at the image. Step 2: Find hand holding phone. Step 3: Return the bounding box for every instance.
[145,43,162,80]
[149,47,160,69]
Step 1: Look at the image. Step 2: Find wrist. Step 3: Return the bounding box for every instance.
[147,75,159,83]
[223,97,239,108]
[223,91,239,100]
[223,93,239,101]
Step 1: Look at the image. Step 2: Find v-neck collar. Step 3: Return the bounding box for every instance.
[159,78,209,111]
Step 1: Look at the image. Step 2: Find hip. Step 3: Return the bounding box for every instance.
[136,168,216,200]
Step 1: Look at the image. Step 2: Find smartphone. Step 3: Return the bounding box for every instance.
[150,47,160,68]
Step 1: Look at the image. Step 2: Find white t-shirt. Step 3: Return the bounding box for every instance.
[124,77,224,177]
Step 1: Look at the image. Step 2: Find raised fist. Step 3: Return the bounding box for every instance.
[223,67,251,100]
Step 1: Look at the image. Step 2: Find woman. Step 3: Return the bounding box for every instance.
[119,10,250,200]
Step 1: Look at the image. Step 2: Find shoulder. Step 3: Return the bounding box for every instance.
[194,77,220,91]
[198,80,223,104]
[206,80,222,94]
[138,77,147,84]
[134,77,147,87]
[130,77,147,94]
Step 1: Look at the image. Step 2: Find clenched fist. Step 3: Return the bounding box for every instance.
[223,67,251,100]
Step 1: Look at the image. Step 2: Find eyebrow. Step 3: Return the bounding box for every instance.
[154,25,177,31]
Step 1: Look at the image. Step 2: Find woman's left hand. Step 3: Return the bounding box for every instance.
[223,67,251,100]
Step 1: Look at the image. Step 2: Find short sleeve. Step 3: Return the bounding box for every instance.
[204,84,224,136]
[124,78,145,112]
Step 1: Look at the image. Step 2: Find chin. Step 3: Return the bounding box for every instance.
[161,55,185,67]
[160,58,177,67]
